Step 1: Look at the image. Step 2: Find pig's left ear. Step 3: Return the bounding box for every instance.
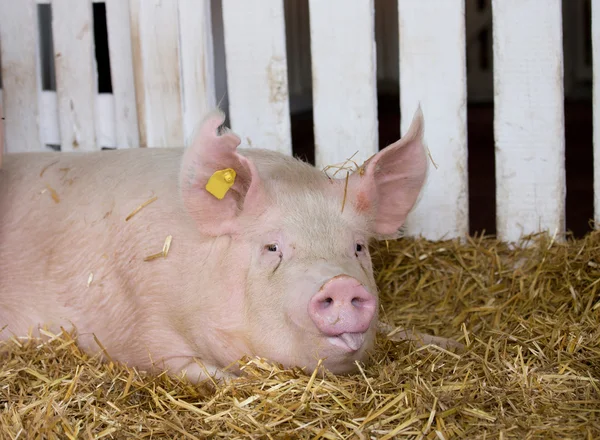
[180,110,265,236]
[349,107,428,237]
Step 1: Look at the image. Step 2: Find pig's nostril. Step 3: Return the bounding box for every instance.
[323,297,333,307]
[351,297,363,307]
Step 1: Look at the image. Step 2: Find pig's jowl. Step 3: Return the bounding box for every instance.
[0,108,427,382]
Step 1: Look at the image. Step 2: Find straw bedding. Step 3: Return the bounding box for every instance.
[1,232,599,439]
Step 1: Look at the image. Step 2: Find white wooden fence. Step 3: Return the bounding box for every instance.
[0,0,597,243]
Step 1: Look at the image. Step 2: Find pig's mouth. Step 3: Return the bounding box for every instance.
[327,332,366,352]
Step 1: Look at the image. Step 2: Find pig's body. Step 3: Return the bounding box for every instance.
[1,148,246,378]
[0,110,428,381]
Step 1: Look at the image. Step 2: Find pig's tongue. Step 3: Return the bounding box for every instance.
[336,332,365,351]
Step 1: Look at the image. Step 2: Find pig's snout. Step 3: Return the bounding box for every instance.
[308,276,376,348]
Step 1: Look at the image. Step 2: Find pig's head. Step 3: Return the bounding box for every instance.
[179,109,427,375]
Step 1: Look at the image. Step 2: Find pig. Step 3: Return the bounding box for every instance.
[0,108,427,382]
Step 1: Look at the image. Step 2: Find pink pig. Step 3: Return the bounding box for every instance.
[0,109,427,381]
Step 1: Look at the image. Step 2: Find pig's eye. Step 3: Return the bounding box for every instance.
[265,244,279,252]
[355,243,365,254]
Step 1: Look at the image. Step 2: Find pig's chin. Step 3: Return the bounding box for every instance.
[319,321,377,355]
[316,327,376,371]
[318,333,375,374]
[286,314,375,370]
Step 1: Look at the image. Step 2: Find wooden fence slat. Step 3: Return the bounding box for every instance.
[309,0,378,169]
[105,0,139,148]
[492,0,565,242]
[178,0,216,145]
[221,0,292,155]
[0,0,42,152]
[128,0,145,148]
[95,94,115,148]
[399,0,469,240]
[593,0,600,228]
[40,91,60,148]
[129,0,183,148]
[52,0,97,151]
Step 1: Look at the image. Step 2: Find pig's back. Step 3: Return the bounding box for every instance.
[0,148,184,338]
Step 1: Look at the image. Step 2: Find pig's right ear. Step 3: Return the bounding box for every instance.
[348,107,428,238]
[179,110,265,235]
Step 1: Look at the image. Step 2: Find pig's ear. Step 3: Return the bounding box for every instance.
[349,107,428,237]
[180,110,265,235]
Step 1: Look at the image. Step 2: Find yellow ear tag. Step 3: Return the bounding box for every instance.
[205,168,237,200]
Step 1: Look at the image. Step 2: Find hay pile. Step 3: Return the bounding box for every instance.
[1,232,599,439]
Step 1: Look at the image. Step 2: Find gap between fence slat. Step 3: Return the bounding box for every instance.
[492,0,565,242]
[309,0,378,170]
[284,0,312,114]
[465,0,494,103]
[0,0,42,152]
[105,0,139,148]
[178,0,216,146]
[399,0,469,240]
[593,0,600,228]
[221,0,292,155]
[52,0,98,152]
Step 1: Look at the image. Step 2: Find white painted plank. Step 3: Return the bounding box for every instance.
[105,0,139,148]
[0,0,42,152]
[96,94,116,148]
[129,0,183,147]
[52,0,98,151]
[309,0,378,169]
[221,0,292,154]
[178,0,216,145]
[593,0,600,228]
[492,0,565,242]
[128,0,146,148]
[399,0,469,240]
[40,91,60,148]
